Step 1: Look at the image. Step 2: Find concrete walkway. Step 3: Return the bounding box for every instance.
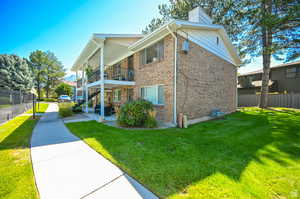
[31,103,158,199]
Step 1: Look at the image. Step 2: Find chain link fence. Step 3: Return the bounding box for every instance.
[0,89,33,124]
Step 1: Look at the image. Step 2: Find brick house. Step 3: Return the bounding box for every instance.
[72,7,240,125]
[238,61,300,94]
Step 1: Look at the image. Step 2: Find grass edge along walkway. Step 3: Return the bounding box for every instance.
[66,107,300,199]
[0,115,40,199]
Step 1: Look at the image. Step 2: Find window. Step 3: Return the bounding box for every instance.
[140,40,164,65]
[112,62,121,80]
[127,56,134,81]
[286,67,297,78]
[141,85,164,105]
[113,89,121,102]
[127,88,134,102]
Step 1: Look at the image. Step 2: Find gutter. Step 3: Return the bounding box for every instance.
[167,25,178,125]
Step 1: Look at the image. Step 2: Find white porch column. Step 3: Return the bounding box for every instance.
[83,63,88,113]
[81,67,85,112]
[75,70,78,102]
[85,86,88,113]
[99,47,105,122]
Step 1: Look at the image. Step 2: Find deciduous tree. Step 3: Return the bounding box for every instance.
[55,83,72,97]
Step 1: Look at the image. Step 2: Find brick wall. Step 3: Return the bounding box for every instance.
[176,35,237,120]
[133,34,175,123]
[103,33,237,123]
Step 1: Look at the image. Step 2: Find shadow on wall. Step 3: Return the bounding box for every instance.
[67,109,300,198]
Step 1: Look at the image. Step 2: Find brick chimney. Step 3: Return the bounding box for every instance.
[188,7,212,24]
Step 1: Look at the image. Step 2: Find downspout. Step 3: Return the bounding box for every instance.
[167,25,178,125]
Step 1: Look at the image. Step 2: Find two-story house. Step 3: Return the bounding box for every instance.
[238,61,300,94]
[72,7,241,125]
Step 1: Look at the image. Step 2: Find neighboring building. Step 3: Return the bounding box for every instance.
[72,7,240,125]
[238,61,300,94]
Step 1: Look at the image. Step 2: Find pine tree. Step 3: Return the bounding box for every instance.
[45,51,65,98]
[0,54,33,91]
[144,0,300,108]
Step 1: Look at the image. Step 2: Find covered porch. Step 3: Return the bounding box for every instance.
[84,81,135,121]
[71,34,142,121]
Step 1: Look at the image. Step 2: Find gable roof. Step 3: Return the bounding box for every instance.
[72,20,241,71]
[129,19,241,66]
[72,34,142,71]
[239,61,300,77]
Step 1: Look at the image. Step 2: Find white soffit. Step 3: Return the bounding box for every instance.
[129,19,241,66]
[178,29,235,65]
[72,34,142,71]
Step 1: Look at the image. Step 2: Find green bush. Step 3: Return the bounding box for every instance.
[144,115,157,128]
[39,98,57,102]
[58,102,74,117]
[72,104,83,113]
[117,99,157,128]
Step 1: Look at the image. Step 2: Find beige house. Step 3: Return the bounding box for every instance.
[72,7,241,125]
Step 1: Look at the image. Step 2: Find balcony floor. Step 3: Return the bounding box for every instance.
[87,79,135,88]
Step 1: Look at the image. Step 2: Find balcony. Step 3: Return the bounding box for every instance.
[88,68,134,84]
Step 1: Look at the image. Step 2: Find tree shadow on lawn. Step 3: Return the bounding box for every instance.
[0,116,39,199]
[67,109,300,198]
[0,116,38,150]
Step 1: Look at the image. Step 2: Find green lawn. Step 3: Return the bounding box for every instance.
[26,103,49,114]
[0,116,39,199]
[66,108,300,199]
[0,104,12,109]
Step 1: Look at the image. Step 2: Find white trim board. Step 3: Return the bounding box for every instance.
[87,80,136,88]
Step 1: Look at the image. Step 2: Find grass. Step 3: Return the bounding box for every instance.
[0,116,39,199]
[26,103,49,114]
[0,104,12,109]
[66,107,300,199]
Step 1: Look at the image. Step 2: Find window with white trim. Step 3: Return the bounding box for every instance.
[113,89,121,102]
[141,85,164,105]
[140,40,164,65]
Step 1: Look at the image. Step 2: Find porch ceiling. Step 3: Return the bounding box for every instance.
[87,79,135,89]
[72,34,142,72]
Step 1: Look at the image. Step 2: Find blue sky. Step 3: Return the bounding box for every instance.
[0,0,281,76]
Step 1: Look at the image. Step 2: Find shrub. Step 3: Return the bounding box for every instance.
[72,104,83,113]
[144,115,157,128]
[39,98,57,102]
[58,102,74,117]
[117,99,157,128]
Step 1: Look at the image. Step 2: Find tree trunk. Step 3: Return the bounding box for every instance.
[259,0,272,108]
[37,82,41,101]
[46,79,49,98]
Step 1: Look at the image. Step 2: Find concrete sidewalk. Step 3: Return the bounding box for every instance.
[31,103,158,199]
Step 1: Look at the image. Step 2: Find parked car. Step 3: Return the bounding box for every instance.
[58,95,71,102]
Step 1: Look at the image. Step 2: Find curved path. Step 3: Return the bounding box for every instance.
[31,103,158,199]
